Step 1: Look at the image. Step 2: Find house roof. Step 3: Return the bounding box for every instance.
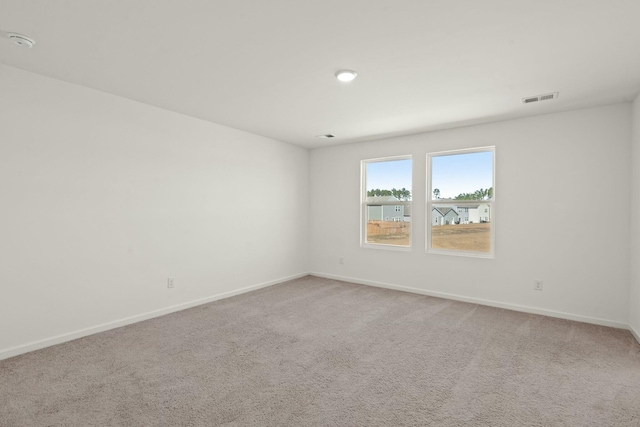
[366,196,401,204]
[433,207,458,217]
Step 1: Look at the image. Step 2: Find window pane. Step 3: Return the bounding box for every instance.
[429,149,494,255]
[431,205,492,252]
[364,158,412,247]
[366,202,411,246]
[431,151,493,200]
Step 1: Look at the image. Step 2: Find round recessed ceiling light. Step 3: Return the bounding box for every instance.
[7,33,35,48]
[335,70,357,82]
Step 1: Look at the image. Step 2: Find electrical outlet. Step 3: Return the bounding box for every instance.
[534,280,543,291]
[339,257,344,265]
[168,277,175,289]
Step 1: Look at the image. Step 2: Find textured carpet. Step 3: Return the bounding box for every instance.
[1,276,639,426]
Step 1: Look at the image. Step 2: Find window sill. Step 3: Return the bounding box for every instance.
[361,242,412,252]
[426,248,494,259]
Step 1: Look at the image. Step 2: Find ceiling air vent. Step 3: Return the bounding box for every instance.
[522,92,559,104]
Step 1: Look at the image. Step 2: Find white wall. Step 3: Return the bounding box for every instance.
[310,103,632,327]
[2,61,636,359]
[631,94,640,340]
[0,64,309,358]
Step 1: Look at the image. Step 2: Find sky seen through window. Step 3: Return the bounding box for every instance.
[366,152,492,199]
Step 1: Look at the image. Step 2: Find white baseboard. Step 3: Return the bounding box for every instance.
[310,272,630,330]
[630,324,640,345]
[4,271,635,361]
[0,272,308,361]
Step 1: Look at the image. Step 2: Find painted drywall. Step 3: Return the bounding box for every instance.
[0,64,309,358]
[631,94,640,340]
[310,103,632,327]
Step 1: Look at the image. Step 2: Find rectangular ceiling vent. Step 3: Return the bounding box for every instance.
[522,92,559,104]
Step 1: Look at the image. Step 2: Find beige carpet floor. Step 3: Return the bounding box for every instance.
[1,276,639,426]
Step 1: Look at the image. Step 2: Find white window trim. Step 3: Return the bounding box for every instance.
[361,155,412,251]
[426,146,495,259]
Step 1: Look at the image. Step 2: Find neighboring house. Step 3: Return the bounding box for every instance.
[456,206,471,224]
[403,204,411,222]
[371,199,488,225]
[367,196,404,221]
[452,203,492,224]
[466,204,480,223]
[478,203,491,222]
[432,206,459,225]
[468,203,491,223]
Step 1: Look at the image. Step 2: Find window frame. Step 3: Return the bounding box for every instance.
[361,155,413,251]
[426,146,495,258]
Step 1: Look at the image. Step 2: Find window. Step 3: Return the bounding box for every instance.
[427,147,494,257]
[362,156,412,249]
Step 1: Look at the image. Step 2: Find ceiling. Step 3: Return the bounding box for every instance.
[1,1,640,149]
